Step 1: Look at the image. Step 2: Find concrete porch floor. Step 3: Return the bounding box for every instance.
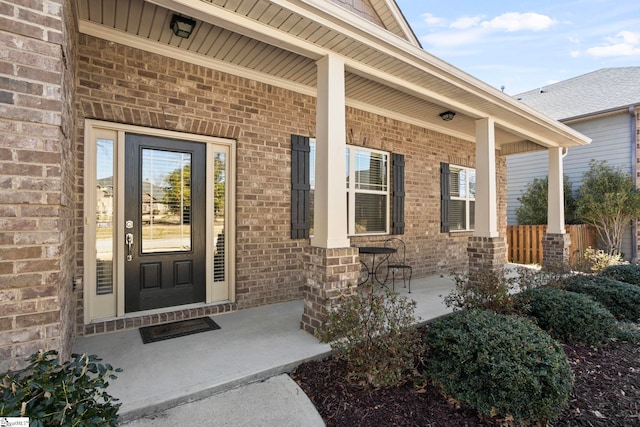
[73,273,458,423]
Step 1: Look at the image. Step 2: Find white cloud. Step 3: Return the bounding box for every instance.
[481,12,556,32]
[422,27,487,48]
[421,13,445,26]
[420,11,557,48]
[450,16,482,29]
[585,30,640,57]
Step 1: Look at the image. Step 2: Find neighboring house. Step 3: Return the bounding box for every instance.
[0,0,589,370]
[507,68,640,261]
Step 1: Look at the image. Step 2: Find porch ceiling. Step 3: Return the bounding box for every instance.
[75,0,590,152]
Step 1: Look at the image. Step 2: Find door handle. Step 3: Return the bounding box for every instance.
[125,233,134,261]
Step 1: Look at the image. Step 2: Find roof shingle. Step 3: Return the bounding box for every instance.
[515,67,640,120]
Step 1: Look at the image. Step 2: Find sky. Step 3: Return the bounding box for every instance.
[394,1,640,95]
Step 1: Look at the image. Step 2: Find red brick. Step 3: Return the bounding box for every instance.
[0,327,42,347]
[20,285,56,299]
[15,311,58,328]
[15,259,59,274]
[0,301,37,316]
[16,150,60,164]
[0,246,41,260]
[0,317,13,331]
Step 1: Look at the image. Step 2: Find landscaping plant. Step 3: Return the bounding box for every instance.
[0,350,122,427]
[572,246,626,273]
[576,160,640,256]
[443,266,569,314]
[616,321,640,343]
[318,287,424,387]
[443,269,517,314]
[515,175,577,225]
[423,310,574,425]
[599,264,640,286]
[564,275,640,322]
[516,287,617,346]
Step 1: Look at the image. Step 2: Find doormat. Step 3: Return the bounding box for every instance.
[139,317,221,344]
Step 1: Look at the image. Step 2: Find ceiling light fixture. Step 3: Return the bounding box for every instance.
[439,111,456,121]
[170,14,196,39]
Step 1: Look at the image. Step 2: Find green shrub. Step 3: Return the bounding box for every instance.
[443,269,517,314]
[599,264,640,285]
[516,287,617,345]
[510,264,573,290]
[0,350,121,427]
[423,310,573,424]
[318,287,424,387]
[616,322,640,343]
[564,275,640,321]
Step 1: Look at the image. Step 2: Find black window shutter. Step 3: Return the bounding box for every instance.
[440,162,450,233]
[291,135,310,239]
[392,153,405,235]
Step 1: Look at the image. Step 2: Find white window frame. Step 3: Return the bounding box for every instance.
[449,164,476,232]
[346,145,390,235]
[309,142,390,236]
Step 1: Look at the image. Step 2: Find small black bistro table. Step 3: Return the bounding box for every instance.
[357,246,397,287]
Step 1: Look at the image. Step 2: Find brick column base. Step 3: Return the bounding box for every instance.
[301,246,359,335]
[467,236,506,273]
[542,233,571,269]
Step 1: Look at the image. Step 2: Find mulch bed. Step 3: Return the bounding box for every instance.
[291,340,640,426]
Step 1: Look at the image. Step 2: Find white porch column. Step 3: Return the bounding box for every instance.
[547,147,566,234]
[474,118,498,238]
[311,54,350,249]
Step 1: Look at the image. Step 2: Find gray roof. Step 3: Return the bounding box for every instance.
[515,67,640,120]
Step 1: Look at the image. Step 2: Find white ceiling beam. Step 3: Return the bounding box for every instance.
[78,20,317,98]
[78,20,476,142]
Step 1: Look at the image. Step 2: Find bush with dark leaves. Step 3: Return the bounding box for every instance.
[516,287,617,345]
[599,264,640,286]
[423,310,574,425]
[564,275,640,321]
[0,350,121,427]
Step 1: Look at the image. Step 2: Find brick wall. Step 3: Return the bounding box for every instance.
[0,0,77,371]
[346,108,508,276]
[74,35,507,333]
[75,35,316,321]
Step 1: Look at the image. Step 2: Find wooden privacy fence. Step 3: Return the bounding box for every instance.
[507,224,597,265]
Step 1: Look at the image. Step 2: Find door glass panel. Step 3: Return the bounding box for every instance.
[213,152,226,282]
[141,149,192,253]
[96,139,114,295]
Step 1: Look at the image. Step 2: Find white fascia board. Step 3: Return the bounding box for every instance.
[79,21,584,149]
[198,0,590,147]
[78,20,471,142]
[493,117,591,149]
[101,0,591,148]
[382,0,422,47]
[153,0,485,96]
